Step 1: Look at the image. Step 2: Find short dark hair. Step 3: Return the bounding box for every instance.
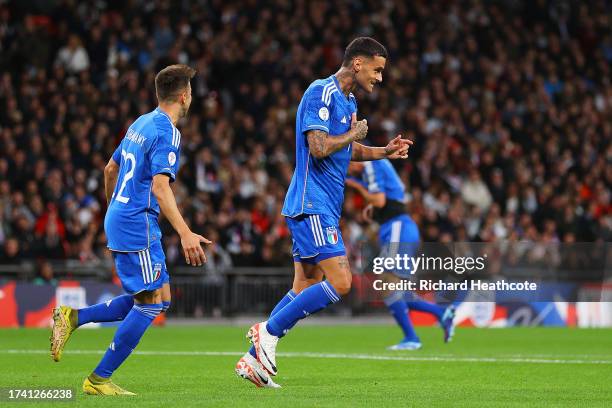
[155,64,196,102]
[342,37,388,67]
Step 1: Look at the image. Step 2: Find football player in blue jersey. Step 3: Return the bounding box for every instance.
[236,37,413,387]
[346,160,456,350]
[50,64,211,395]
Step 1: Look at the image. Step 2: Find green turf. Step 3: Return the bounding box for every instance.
[1,326,611,407]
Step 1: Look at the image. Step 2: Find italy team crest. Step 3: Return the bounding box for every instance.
[326,227,338,245]
[153,263,162,281]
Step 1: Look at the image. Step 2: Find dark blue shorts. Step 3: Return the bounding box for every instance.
[286,214,346,265]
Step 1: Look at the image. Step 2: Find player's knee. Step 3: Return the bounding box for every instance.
[293,277,323,294]
[133,288,162,304]
[328,278,351,296]
[291,283,305,294]
[292,276,309,294]
[334,283,351,296]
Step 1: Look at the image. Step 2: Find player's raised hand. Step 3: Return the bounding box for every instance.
[350,112,368,141]
[384,135,413,159]
[181,231,212,266]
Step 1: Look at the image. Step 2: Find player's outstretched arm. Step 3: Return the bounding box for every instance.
[151,174,211,266]
[351,135,413,161]
[104,158,120,205]
[307,113,368,159]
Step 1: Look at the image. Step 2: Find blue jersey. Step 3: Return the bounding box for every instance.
[362,159,406,202]
[282,75,358,222]
[104,107,181,251]
[361,159,420,276]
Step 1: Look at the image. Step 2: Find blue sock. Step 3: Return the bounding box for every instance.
[266,282,339,337]
[385,293,419,342]
[162,301,171,313]
[77,295,133,326]
[93,303,162,378]
[249,290,296,358]
[405,299,445,321]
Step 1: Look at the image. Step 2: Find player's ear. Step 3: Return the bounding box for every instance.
[353,57,362,73]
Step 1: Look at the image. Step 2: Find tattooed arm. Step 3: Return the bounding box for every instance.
[307,130,357,159]
[306,115,368,159]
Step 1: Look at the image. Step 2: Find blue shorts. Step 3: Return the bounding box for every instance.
[112,240,170,295]
[379,214,420,278]
[286,214,346,265]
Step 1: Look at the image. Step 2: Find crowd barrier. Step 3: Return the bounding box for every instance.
[1,270,610,327]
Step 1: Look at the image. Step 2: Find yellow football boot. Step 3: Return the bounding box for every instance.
[83,377,136,396]
[50,306,77,362]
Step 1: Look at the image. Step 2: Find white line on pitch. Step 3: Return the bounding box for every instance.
[3,349,612,365]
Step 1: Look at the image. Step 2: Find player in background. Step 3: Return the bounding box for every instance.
[346,160,456,350]
[50,64,210,395]
[236,37,412,387]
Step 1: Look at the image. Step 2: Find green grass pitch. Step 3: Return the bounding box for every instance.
[1,326,611,407]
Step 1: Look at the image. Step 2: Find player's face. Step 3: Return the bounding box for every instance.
[355,56,386,93]
[179,83,192,118]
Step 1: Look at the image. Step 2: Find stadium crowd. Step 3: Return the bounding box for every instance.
[0,0,610,277]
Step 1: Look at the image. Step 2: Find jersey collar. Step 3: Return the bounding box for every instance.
[155,107,173,124]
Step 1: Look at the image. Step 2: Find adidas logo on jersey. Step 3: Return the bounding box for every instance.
[341,116,347,124]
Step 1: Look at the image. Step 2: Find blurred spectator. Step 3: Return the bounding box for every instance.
[0,237,21,264]
[55,34,90,73]
[33,260,58,286]
[202,229,232,276]
[461,169,493,212]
